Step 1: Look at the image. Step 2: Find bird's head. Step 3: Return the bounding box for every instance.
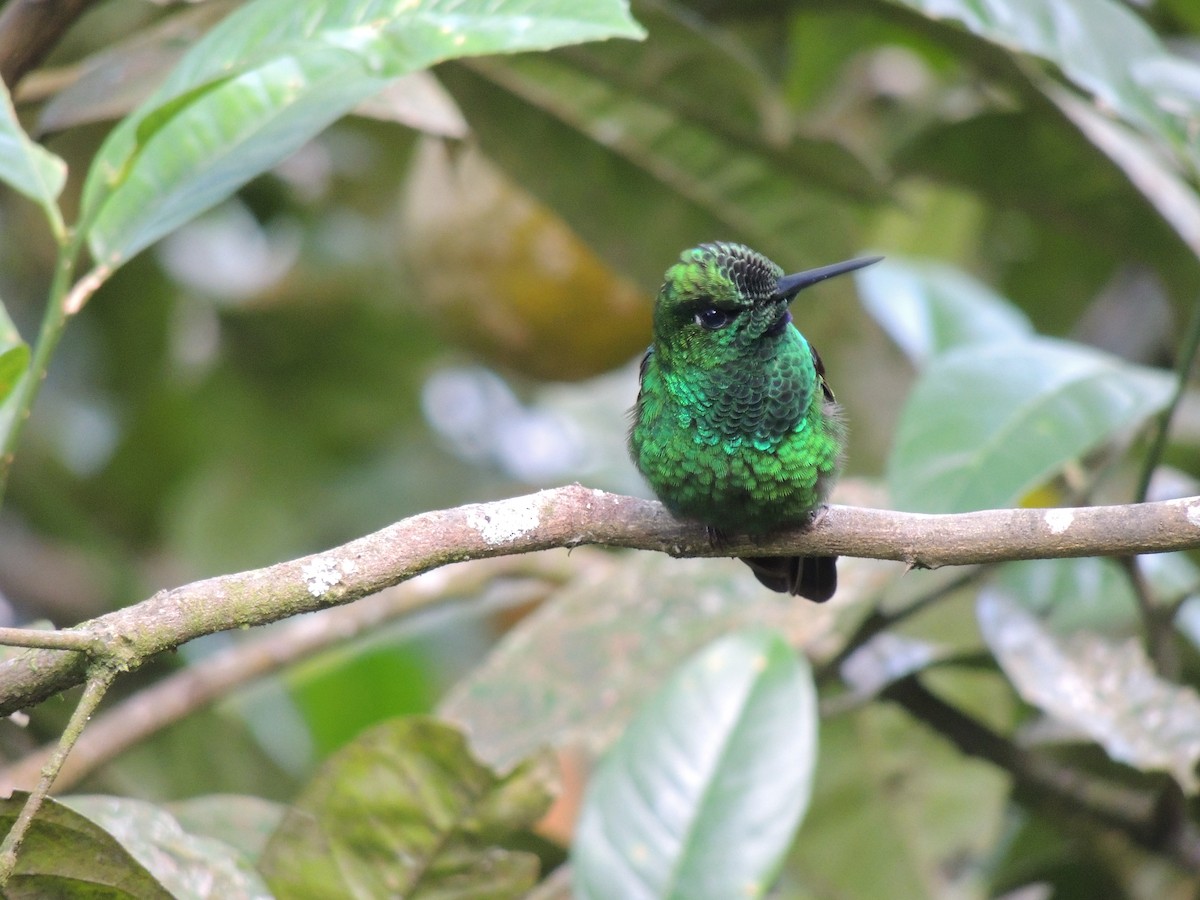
[652,242,880,367]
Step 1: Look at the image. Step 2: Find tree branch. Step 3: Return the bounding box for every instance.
[0,0,103,89]
[0,554,570,793]
[0,667,114,883]
[0,486,1197,717]
[883,674,1200,871]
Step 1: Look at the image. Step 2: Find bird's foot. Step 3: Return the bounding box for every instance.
[805,505,830,529]
[705,525,732,549]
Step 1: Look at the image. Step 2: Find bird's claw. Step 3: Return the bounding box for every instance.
[705,525,732,548]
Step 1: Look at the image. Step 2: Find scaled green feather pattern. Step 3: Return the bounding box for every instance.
[629,242,879,601]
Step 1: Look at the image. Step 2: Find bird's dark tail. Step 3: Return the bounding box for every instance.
[741,556,838,602]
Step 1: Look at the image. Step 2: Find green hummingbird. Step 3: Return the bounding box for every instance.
[629,242,881,601]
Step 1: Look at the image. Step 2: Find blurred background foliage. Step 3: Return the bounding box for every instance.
[0,0,1199,896]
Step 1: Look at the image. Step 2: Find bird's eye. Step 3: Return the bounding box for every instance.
[695,307,731,330]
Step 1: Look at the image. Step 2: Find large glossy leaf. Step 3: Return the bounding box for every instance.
[892,111,1200,296]
[442,4,880,287]
[258,717,556,899]
[571,629,817,900]
[0,794,171,898]
[856,255,1032,368]
[1048,85,1200,264]
[81,0,645,270]
[894,0,1200,173]
[978,589,1200,793]
[468,55,866,262]
[63,795,272,899]
[439,61,728,288]
[0,78,66,226]
[887,336,1174,513]
[548,6,886,205]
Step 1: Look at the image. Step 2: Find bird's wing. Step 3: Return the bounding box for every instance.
[810,342,836,403]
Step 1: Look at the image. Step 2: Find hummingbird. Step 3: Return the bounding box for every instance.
[628,242,881,602]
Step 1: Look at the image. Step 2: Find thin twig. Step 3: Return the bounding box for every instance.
[0,555,572,794]
[1121,301,1200,677]
[0,669,115,886]
[0,231,85,506]
[0,488,1197,718]
[1118,555,1178,679]
[882,674,1200,872]
[816,566,986,683]
[0,0,104,89]
[1136,301,1200,505]
[0,628,98,654]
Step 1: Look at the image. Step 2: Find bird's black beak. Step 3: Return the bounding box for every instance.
[771,255,883,302]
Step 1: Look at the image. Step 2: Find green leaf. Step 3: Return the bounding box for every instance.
[1047,85,1200,265]
[286,637,437,757]
[571,628,817,900]
[856,255,1032,367]
[0,346,30,406]
[63,795,273,899]
[839,632,945,703]
[164,795,287,867]
[439,552,827,771]
[97,703,300,801]
[0,300,29,453]
[0,358,28,448]
[0,794,171,899]
[472,54,869,255]
[36,3,239,134]
[439,60,726,288]
[783,703,1009,898]
[0,78,66,225]
[442,4,881,287]
[258,717,556,899]
[987,807,1187,897]
[977,589,1200,793]
[887,337,1174,513]
[82,0,645,270]
[547,7,886,205]
[893,0,1200,172]
[995,558,1139,635]
[891,110,1200,303]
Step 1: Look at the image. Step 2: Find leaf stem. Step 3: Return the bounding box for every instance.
[0,627,100,653]
[1122,300,1200,675]
[1119,554,1177,678]
[0,557,567,794]
[0,668,114,886]
[1136,300,1200,504]
[816,566,985,683]
[0,227,85,508]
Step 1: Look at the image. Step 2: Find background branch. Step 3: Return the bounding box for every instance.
[0,0,102,88]
[0,554,572,793]
[883,675,1200,871]
[0,485,1197,718]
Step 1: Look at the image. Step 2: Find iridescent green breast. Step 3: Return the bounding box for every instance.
[629,327,845,532]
